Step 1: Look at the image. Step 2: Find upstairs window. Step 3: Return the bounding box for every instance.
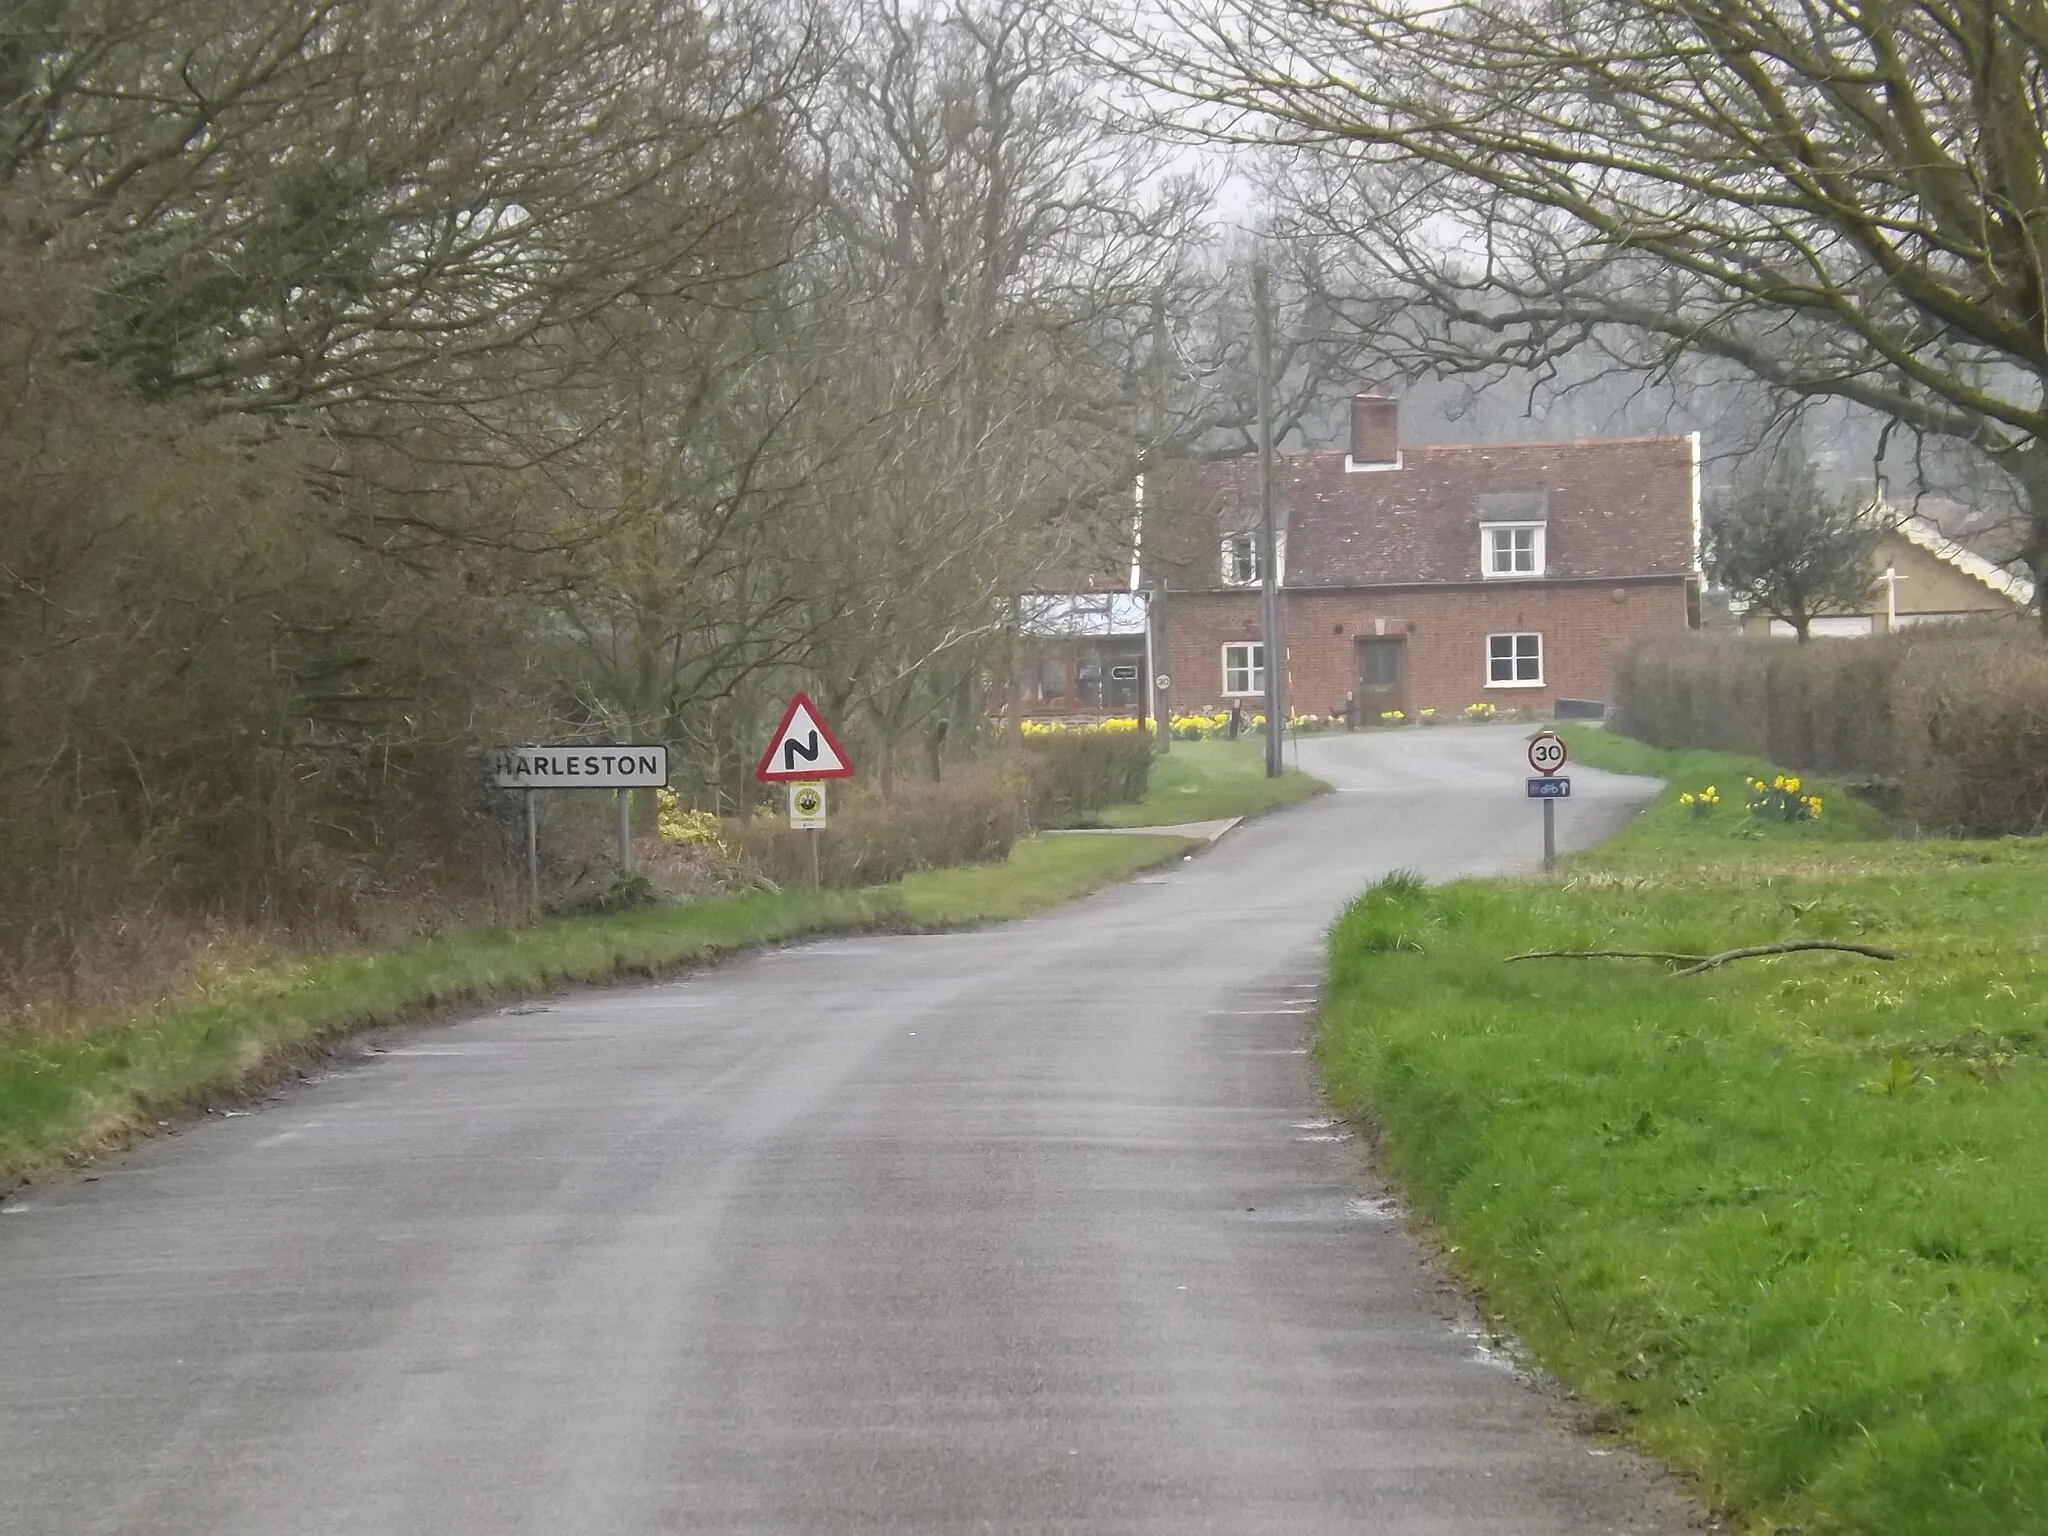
[1482,522,1545,578]
[1221,531,1286,585]
[1221,533,1259,586]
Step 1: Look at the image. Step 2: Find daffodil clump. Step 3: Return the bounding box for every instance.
[1746,773,1823,822]
[1379,708,1407,725]
[1028,710,1303,741]
[1019,717,1145,738]
[656,789,728,849]
[1419,707,1438,724]
[1463,700,1497,721]
[1170,711,1233,740]
[1676,784,1721,818]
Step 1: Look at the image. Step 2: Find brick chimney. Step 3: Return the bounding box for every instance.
[1350,389,1399,467]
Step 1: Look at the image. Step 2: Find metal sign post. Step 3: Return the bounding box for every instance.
[758,699,852,894]
[788,780,827,888]
[493,744,670,914]
[1526,730,1571,874]
[525,789,539,915]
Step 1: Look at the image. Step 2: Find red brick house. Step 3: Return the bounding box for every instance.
[1148,393,1701,721]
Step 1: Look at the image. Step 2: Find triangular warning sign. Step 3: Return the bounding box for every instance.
[755,692,855,782]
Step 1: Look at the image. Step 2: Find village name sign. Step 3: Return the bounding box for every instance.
[492,742,670,910]
[491,746,668,789]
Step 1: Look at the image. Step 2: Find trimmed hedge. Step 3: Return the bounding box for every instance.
[725,773,1023,890]
[1615,628,2048,835]
[721,727,1156,888]
[1017,728,1154,828]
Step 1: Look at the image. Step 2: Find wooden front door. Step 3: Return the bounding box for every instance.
[1356,637,1407,719]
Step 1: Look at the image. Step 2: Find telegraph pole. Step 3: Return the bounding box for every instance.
[1254,265,1284,778]
[1149,285,1172,753]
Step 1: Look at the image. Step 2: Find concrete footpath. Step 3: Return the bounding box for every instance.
[0,727,1705,1534]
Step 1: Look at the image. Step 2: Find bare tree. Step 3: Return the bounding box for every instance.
[7,0,825,415]
[1113,0,2048,622]
[783,0,1227,775]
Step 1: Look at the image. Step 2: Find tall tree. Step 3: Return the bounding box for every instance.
[788,0,1221,775]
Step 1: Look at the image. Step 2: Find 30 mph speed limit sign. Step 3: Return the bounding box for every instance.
[1527,732,1568,776]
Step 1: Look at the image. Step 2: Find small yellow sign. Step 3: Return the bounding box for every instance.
[788,780,827,829]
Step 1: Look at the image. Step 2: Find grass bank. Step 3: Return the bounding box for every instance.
[1553,722,1892,861]
[0,831,1190,1184]
[1094,736,1327,826]
[1322,732,2048,1533]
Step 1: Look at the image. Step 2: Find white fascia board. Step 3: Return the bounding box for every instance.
[1891,512,2036,607]
[1688,431,1703,577]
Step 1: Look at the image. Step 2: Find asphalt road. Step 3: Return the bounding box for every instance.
[0,727,1702,1535]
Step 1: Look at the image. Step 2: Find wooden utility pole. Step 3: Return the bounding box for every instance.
[1254,265,1284,778]
[1006,594,1025,746]
[1150,285,1172,753]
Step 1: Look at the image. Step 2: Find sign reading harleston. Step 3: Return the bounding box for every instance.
[493,745,669,789]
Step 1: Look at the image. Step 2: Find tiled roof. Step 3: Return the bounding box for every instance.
[1152,437,1697,588]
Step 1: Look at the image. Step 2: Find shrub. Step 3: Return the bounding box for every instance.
[1016,726,1153,828]
[1897,639,2048,835]
[722,772,1023,889]
[546,872,664,918]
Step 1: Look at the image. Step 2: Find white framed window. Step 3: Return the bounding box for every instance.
[1481,522,1545,578]
[1486,632,1544,687]
[1221,534,1259,586]
[1222,641,1264,696]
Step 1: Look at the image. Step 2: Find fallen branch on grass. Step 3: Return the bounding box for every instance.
[1506,940,1899,977]
[1506,948,1707,965]
[1670,940,1898,975]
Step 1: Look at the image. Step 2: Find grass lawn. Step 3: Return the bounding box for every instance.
[0,831,1192,1185]
[1094,736,1327,826]
[1322,732,2048,1534]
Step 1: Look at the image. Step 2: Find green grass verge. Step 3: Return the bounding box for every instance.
[1321,733,2048,1534]
[897,831,1194,923]
[1094,736,1327,826]
[0,831,1192,1185]
[1553,722,1892,861]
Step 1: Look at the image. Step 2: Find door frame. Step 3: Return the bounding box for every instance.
[1354,635,1409,719]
